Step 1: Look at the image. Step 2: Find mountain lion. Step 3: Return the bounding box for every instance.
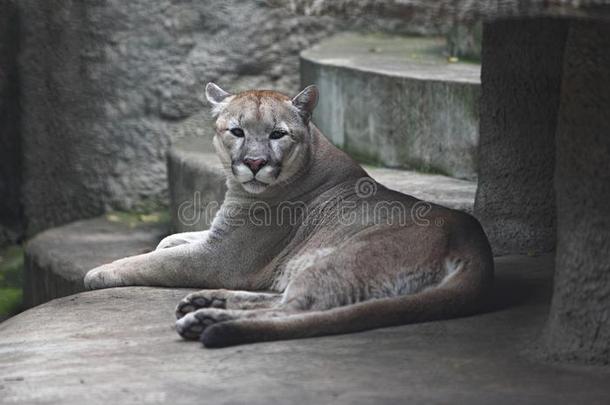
[84,83,493,347]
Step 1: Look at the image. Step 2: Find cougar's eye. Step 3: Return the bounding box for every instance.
[229,128,245,138]
[269,129,288,140]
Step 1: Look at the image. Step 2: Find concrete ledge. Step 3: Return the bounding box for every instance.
[24,216,168,308]
[300,33,481,179]
[168,139,477,233]
[2,255,610,404]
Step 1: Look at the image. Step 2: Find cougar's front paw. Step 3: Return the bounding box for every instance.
[84,264,126,290]
[175,308,234,340]
[175,290,228,319]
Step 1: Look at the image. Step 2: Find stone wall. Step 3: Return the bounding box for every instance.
[474,19,567,255]
[0,0,21,246]
[17,0,337,236]
[277,0,610,22]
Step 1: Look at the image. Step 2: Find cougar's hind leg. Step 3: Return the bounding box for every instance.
[176,289,283,319]
[175,255,393,342]
[175,274,328,340]
[175,306,294,340]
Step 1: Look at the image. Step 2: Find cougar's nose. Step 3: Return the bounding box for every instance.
[243,158,267,174]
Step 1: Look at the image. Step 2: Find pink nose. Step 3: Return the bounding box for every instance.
[243,158,267,174]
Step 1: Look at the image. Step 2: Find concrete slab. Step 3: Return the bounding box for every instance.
[24,215,168,308]
[1,255,609,404]
[167,138,226,233]
[168,139,476,233]
[300,33,480,179]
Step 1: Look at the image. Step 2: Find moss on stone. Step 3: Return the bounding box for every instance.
[342,145,383,167]
[0,244,24,317]
[105,210,170,229]
[342,142,452,176]
[411,163,451,177]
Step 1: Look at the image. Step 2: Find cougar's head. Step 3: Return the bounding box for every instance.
[205,82,318,194]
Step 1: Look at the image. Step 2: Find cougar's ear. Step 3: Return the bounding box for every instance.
[205,82,233,115]
[292,85,318,123]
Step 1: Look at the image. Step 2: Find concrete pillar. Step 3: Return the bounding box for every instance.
[546,21,610,364]
[474,19,568,255]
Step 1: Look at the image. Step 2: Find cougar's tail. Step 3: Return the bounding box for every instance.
[201,269,492,348]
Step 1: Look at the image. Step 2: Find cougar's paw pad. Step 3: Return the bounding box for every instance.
[175,309,234,340]
[175,292,227,319]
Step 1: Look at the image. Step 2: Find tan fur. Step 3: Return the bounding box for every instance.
[84,83,494,347]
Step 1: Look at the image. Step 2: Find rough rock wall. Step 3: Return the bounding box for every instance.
[0,0,21,245]
[546,21,610,364]
[474,19,567,255]
[277,0,610,23]
[18,0,336,236]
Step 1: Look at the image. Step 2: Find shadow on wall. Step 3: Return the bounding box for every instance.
[0,0,22,247]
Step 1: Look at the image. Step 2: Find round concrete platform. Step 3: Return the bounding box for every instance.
[24,215,168,308]
[300,32,481,179]
[2,255,609,404]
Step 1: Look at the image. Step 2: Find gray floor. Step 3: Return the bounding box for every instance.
[1,255,609,405]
